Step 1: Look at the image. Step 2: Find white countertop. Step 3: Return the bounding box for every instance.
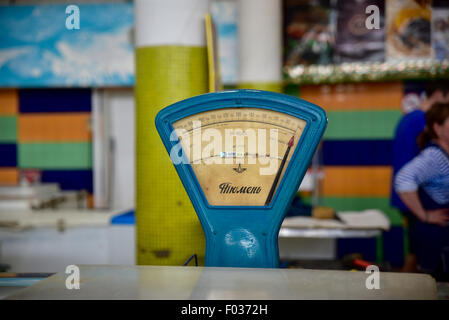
[0,209,123,230]
[5,265,437,300]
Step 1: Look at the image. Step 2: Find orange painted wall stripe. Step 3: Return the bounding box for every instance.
[88,194,94,209]
[0,168,19,185]
[0,89,18,115]
[322,166,392,197]
[300,82,403,111]
[18,113,91,142]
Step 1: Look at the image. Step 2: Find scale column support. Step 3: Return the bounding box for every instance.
[237,0,282,92]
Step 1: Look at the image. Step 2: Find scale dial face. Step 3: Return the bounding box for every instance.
[172,107,306,206]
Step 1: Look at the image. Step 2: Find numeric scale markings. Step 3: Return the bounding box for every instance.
[175,110,303,164]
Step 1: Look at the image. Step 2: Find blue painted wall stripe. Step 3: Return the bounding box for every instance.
[0,144,17,166]
[322,140,393,166]
[41,170,93,193]
[19,89,91,113]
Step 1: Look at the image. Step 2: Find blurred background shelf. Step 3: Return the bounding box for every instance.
[285,59,449,85]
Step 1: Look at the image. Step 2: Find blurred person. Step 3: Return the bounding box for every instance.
[391,81,449,272]
[395,103,449,279]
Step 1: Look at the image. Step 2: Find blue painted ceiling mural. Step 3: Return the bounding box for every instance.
[0,4,134,87]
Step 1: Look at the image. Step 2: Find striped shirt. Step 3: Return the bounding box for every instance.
[395,145,449,205]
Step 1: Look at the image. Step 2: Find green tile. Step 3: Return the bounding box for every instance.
[324,111,402,140]
[0,116,17,142]
[18,143,92,169]
[283,83,300,97]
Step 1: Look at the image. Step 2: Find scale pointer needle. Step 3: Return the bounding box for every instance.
[264,135,294,206]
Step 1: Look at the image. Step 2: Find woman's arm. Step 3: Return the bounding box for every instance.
[398,191,449,226]
[395,148,449,226]
[397,191,427,221]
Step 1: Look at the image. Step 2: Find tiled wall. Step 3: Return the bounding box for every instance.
[299,81,409,266]
[0,88,93,206]
[300,82,403,208]
[0,90,18,184]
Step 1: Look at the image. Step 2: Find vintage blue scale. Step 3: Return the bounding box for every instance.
[156,90,327,268]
